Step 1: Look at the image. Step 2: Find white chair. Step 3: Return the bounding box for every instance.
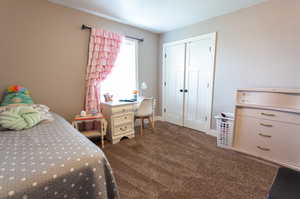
[135,98,156,135]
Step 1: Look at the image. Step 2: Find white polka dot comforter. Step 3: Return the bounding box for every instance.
[0,113,119,199]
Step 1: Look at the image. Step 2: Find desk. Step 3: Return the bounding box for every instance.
[101,101,138,144]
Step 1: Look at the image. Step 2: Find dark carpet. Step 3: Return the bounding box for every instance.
[102,121,277,199]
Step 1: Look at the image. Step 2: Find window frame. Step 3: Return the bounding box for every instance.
[101,37,139,100]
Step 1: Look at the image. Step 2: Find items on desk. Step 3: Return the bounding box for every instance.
[133,90,138,101]
[103,93,113,102]
[90,110,98,116]
[119,99,136,102]
[119,90,139,102]
[140,82,148,97]
[80,110,87,117]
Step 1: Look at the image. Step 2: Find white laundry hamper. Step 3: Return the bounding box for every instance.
[215,113,234,147]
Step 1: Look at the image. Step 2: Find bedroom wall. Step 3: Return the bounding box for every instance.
[159,0,300,129]
[0,0,159,120]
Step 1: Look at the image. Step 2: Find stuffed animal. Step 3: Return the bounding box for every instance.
[0,85,34,106]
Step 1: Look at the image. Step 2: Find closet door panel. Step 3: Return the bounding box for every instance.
[164,43,185,126]
[184,38,214,132]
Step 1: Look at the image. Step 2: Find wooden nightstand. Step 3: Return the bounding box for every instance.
[72,113,107,148]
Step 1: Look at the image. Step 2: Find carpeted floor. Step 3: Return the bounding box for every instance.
[102,121,277,199]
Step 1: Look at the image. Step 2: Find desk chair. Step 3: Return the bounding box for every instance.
[135,98,155,135]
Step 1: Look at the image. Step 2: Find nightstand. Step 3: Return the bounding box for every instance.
[72,113,107,148]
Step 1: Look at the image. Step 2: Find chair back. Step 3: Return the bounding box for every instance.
[136,98,155,117]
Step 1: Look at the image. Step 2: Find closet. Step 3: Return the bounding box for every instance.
[162,33,216,133]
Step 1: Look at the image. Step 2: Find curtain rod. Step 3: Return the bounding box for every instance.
[81,24,144,42]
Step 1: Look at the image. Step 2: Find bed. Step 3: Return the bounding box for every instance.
[0,113,119,199]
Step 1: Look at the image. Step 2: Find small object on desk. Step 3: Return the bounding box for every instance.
[72,113,107,148]
[103,93,113,102]
[140,82,148,97]
[90,110,98,116]
[133,90,139,101]
[119,99,136,102]
[80,110,86,117]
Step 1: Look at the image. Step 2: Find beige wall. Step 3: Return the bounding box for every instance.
[0,0,159,120]
[160,0,300,128]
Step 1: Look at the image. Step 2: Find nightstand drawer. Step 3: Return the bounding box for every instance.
[114,123,134,136]
[112,105,133,115]
[112,113,133,126]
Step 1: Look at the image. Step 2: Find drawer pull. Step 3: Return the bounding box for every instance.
[120,126,128,131]
[257,146,270,151]
[261,113,275,117]
[122,109,126,112]
[260,123,273,127]
[124,117,127,119]
[258,133,272,138]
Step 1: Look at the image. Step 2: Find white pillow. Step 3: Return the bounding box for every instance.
[29,104,54,122]
[0,106,11,130]
[2,104,54,123]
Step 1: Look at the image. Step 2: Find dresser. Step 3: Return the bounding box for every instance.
[101,101,136,144]
[233,88,300,170]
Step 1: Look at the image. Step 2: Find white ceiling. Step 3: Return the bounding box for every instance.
[48,0,267,33]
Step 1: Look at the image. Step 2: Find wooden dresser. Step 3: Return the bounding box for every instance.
[233,88,300,170]
[101,101,136,144]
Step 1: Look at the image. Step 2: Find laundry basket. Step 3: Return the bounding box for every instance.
[215,113,234,147]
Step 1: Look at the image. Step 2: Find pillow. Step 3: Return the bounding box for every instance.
[1,85,33,106]
[0,104,54,124]
[0,106,42,130]
[0,106,11,130]
[0,106,10,113]
[30,104,54,122]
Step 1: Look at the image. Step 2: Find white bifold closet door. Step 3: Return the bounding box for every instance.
[184,38,215,131]
[163,33,216,133]
[163,43,185,126]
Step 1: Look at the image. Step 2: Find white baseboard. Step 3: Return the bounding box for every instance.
[206,129,218,137]
[154,116,163,121]
[141,116,217,137]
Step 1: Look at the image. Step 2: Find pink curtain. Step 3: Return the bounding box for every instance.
[85,28,123,112]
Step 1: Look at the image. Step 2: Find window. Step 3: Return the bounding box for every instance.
[101,38,138,100]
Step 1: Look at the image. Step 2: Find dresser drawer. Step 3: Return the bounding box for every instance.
[234,115,300,167]
[112,113,134,126]
[236,107,300,125]
[237,90,300,109]
[111,105,133,115]
[234,116,274,160]
[113,123,134,136]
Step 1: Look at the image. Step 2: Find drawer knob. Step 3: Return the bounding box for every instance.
[120,126,128,131]
[257,146,270,151]
[260,123,273,127]
[124,117,127,119]
[258,133,272,138]
[261,113,275,117]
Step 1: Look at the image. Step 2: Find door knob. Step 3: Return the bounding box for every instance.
[180,89,183,92]
[184,89,188,93]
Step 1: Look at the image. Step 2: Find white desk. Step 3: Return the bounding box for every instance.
[101,101,138,144]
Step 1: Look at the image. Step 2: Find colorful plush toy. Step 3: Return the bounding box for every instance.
[0,85,34,106]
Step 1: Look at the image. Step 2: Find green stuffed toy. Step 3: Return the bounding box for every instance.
[1,85,34,106]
